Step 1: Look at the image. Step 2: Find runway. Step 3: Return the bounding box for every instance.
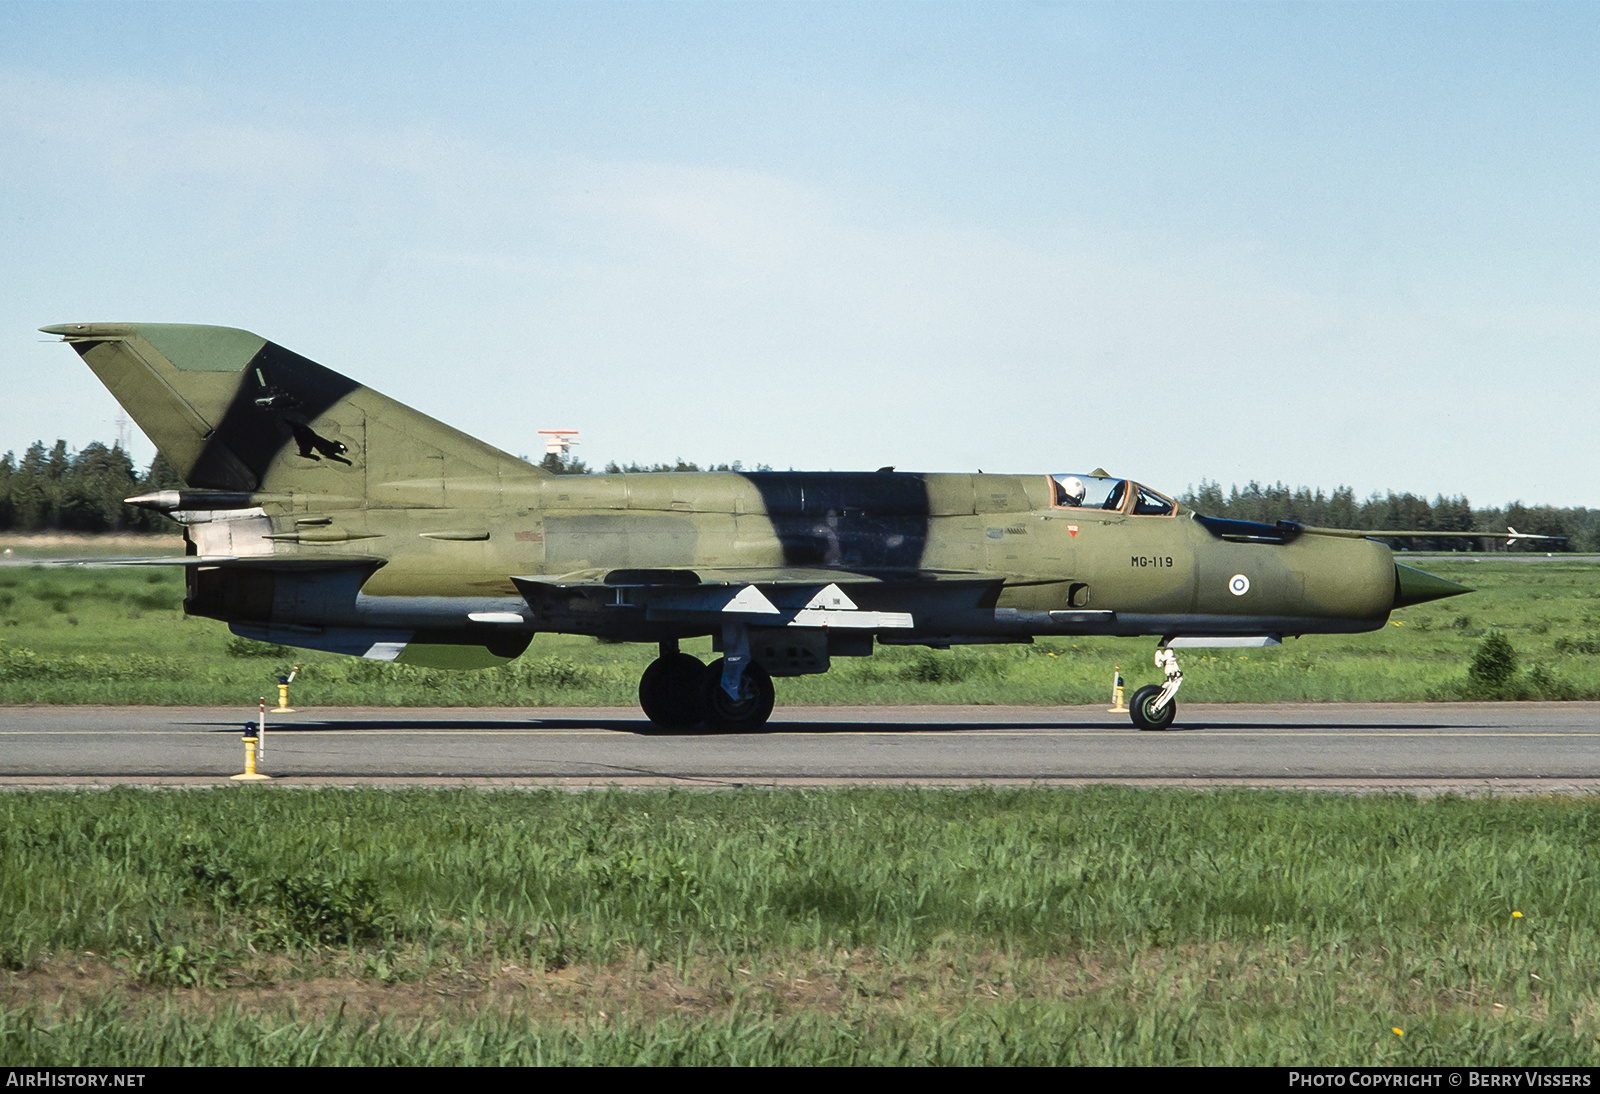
[2,703,1599,792]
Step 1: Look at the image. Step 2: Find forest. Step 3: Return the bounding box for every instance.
[0,441,180,534]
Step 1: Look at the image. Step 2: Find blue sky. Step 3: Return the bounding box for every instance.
[2,2,1596,505]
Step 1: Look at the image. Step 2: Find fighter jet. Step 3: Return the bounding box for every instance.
[45,322,1527,732]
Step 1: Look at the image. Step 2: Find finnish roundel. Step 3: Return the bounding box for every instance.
[1228,574,1250,596]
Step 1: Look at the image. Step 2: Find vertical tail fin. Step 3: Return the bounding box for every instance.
[44,323,536,501]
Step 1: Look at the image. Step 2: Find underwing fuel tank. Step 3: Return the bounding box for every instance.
[1393,563,1471,609]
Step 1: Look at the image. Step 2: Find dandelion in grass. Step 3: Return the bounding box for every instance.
[1513,911,1524,919]
[1392,1028,1404,1037]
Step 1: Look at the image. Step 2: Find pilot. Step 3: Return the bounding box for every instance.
[1056,476,1087,507]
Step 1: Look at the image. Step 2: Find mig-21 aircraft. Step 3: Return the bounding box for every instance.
[45,322,1524,732]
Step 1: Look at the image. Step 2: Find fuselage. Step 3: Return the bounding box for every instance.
[184,468,1400,655]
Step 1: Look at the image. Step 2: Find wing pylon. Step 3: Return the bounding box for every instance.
[511,569,1011,632]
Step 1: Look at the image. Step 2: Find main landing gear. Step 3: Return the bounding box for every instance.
[637,645,709,730]
[1129,645,1183,731]
[638,635,776,732]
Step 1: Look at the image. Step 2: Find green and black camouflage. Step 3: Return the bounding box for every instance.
[45,322,1473,730]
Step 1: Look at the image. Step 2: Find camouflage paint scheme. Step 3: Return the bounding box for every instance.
[43,323,1467,730]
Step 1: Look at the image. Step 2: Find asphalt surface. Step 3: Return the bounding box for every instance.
[2,703,1599,792]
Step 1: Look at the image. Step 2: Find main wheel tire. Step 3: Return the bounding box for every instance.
[1129,684,1177,731]
[701,658,776,732]
[639,653,707,729]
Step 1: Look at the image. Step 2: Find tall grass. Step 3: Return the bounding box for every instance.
[5,997,1591,1066]
[2,559,1598,705]
[3,789,1600,1063]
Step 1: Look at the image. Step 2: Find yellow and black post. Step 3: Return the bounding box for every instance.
[272,664,300,714]
[1107,664,1129,713]
[231,715,272,782]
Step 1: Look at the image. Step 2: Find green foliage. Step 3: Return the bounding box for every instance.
[225,636,293,658]
[537,452,590,475]
[0,928,32,972]
[6,784,1596,957]
[897,648,1010,684]
[6,789,1600,1063]
[2,558,1600,705]
[601,459,772,473]
[1469,631,1519,691]
[0,645,177,683]
[272,876,394,946]
[180,844,392,948]
[1523,664,1577,701]
[0,441,180,533]
[0,1000,1595,1066]
[126,944,222,989]
[526,655,601,689]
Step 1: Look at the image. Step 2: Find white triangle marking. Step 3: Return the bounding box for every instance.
[723,585,780,614]
[804,583,857,611]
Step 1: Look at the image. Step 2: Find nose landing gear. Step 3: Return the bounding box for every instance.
[701,657,775,732]
[1129,645,1183,731]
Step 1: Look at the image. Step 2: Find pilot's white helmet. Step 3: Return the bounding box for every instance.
[1061,476,1087,504]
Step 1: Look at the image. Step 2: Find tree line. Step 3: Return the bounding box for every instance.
[0,441,181,533]
[2,440,1594,550]
[537,454,772,475]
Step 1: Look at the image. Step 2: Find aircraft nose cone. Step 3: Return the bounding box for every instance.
[1393,563,1471,609]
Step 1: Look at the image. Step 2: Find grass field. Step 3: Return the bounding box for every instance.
[3,786,1599,1065]
[1,554,1598,706]
[5,551,1598,1064]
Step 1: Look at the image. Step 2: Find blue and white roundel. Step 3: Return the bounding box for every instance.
[1228,574,1250,596]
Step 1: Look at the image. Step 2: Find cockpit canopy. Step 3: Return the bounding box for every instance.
[1050,474,1175,516]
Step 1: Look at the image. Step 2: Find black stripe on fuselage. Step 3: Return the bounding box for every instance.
[187,342,363,491]
[739,471,931,572]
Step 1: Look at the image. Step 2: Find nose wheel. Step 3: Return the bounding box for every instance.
[1129,646,1183,731]
[701,658,775,732]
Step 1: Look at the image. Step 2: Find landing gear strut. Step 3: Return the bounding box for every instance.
[1129,645,1183,731]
